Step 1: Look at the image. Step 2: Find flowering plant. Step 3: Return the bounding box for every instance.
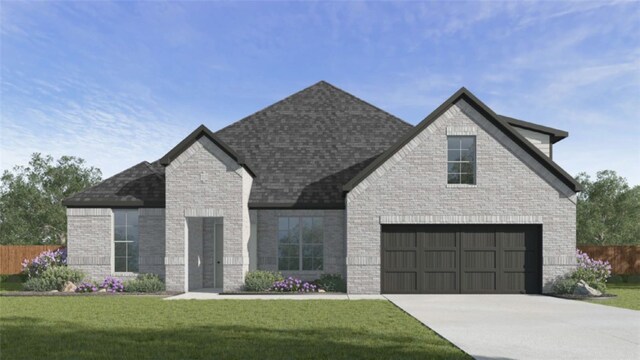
[101,276,124,293]
[21,248,67,278]
[573,249,612,284]
[76,282,99,293]
[271,276,317,292]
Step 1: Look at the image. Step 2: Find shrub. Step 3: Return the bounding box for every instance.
[244,270,283,292]
[22,266,84,291]
[314,273,346,292]
[23,277,57,292]
[124,274,165,293]
[272,277,317,292]
[21,248,67,278]
[571,249,611,292]
[552,278,578,294]
[101,276,124,293]
[76,282,99,293]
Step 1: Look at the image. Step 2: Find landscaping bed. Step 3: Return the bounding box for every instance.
[0,291,179,297]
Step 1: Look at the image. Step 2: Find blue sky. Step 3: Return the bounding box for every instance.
[1,1,639,184]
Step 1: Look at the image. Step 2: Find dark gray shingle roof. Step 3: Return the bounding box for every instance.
[215,81,413,207]
[63,81,413,208]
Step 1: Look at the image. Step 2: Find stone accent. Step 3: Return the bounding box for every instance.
[346,99,577,294]
[165,136,251,292]
[256,209,346,281]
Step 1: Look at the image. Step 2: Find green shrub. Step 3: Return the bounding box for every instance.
[124,273,165,293]
[23,266,85,292]
[552,278,578,294]
[244,270,283,292]
[315,273,346,292]
[23,277,57,292]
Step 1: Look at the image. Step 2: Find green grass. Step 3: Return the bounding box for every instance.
[587,283,640,311]
[0,298,469,360]
[0,275,22,292]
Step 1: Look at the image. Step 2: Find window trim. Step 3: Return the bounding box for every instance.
[112,208,139,274]
[277,216,324,272]
[447,135,477,185]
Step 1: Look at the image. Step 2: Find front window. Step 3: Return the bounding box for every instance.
[447,136,476,184]
[278,217,323,271]
[114,209,138,272]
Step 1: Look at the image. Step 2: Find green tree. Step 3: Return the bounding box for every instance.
[576,170,640,245]
[0,153,101,244]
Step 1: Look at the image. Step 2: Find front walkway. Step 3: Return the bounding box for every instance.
[165,289,385,300]
[386,294,640,360]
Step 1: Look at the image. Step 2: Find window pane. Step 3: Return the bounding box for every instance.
[288,228,299,244]
[448,173,461,184]
[460,162,474,173]
[447,137,461,150]
[447,163,460,173]
[302,258,313,270]
[460,137,475,150]
[126,211,138,227]
[114,226,127,241]
[115,242,127,257]
[460,149,475,162]
[127,254,139,273]
[278,217,288,231]
[126,225,138,242]
[447,150,461,162]
[461,174,475,184]
[313,258,323,271]
[115,257,127,272]
[278,230,289,243]
[114,211,126,226]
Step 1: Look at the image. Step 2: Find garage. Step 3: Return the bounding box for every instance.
[381,224,541,294]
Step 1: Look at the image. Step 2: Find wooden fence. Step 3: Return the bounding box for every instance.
[578,245,640,275]
[0,245,65,275]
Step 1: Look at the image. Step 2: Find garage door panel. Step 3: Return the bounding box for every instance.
[384,251,416,269]
[462,272,496,292]
[424,250,457,269]
[423,272,457,293]
[382,224,541,294]
[463,250,496,269]
[383,272,417,293]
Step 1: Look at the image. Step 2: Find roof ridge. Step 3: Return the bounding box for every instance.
[318,81,414,129]
[215,81,329,134]
[215,81,413,134]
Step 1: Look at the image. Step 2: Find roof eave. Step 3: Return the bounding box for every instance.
[62,199,166,208]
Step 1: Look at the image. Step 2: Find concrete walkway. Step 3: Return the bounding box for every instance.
[385,294,640,360]
[164,289,385,300]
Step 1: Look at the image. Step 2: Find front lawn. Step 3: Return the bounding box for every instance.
[587,283,640,311]
[0,297,469,359]
[0,276,22,292]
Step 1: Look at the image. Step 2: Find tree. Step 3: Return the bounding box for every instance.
[576,170,640,245]
[0,153,102,244]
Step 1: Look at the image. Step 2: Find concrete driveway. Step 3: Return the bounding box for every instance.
[385,294,639,360]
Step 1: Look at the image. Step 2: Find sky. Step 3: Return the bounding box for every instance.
[1,1,639,185]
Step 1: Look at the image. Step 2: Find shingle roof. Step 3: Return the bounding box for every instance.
[214,81,414,207]
[63,81,413,208]
[62,161,165,207]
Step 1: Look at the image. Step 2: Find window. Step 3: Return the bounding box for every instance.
[447,136,476,184]
[278,217,323,271]
[114,209,138,272]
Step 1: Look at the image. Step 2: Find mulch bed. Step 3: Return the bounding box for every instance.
[0,291,181,297]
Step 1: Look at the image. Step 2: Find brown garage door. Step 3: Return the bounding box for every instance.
[381,224,541,294]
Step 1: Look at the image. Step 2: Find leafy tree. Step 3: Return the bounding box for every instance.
[576,170,640,245]
[0,153,101,244]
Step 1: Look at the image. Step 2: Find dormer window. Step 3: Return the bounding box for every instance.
[447,136,476,185]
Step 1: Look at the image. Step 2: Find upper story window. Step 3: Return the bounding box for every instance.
[447,136,476,185]
[278,217,323,271]
[114,209,139,273]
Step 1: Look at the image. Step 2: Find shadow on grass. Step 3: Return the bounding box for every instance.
[0,316,470,360]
